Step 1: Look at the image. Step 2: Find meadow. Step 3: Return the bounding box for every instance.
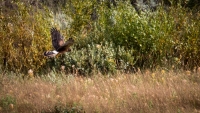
[0,70,200,112]
[0,0,200,112]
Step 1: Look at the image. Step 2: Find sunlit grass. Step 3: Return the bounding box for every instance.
[0,70,200,112]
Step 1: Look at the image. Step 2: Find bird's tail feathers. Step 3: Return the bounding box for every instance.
[44,50,59,57]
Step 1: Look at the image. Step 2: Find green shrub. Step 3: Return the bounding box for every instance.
[99,2,200,70]
[0,1,199,74]
[0,2,52,73]
[53,103,84,113]
[0,95,16,111]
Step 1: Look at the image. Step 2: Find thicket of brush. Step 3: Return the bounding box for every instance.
[0,1,200,112]
[0,0,200,75]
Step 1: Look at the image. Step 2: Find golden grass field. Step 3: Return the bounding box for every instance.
[0,69,200,113]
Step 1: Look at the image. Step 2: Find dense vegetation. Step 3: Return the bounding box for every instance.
[1,0,200,75]
[0,0,200,112]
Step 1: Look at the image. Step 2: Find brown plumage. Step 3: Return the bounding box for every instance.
[44,28,74,57]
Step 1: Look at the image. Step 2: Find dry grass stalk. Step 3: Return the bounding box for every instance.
[0,70,200,112]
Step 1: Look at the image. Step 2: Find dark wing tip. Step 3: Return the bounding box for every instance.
[66,38,75,46]
[51,27,58,34]
[65,38,75,46]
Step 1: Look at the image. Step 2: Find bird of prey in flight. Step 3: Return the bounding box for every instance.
[44,28,74,57]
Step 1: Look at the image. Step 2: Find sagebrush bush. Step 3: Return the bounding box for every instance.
[48,42,117,75]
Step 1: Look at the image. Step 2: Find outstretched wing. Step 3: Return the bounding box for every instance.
[57,38,75,53]
[51,28,65,50]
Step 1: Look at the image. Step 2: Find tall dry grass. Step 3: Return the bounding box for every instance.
[0,69,200,113]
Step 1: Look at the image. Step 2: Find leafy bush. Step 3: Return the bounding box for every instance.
[0,2,52,73]
[99,2,200,70]
[0,1,200,74]
[53,103,84,113]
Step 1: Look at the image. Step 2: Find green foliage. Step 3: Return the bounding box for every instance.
[0,1,200,74]
[99,3,200,69]
[48,43,116,75]
[0,95,16,111]
[0,2,52,73]
[54,103,84,113]
[48,42,138,75]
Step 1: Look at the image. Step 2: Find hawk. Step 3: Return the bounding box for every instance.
[44,28,74,57]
